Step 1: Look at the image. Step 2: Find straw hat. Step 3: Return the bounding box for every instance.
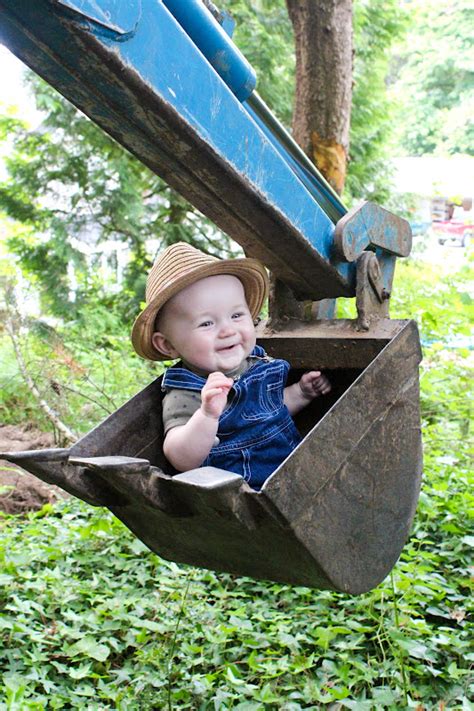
[132,242,269,361]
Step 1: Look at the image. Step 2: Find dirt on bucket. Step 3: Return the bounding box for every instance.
[0,424,68,515]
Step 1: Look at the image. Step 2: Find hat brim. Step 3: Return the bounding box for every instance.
[131,258,269,361]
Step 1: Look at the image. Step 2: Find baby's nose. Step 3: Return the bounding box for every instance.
[218,320,236,336]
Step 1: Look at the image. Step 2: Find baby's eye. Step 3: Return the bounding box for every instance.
[198,320,213,328]
[231,312,245,320]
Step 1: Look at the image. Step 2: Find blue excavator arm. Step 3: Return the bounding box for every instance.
[0,0,410,306]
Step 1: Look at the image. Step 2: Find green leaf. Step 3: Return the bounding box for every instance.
[65,637,111,662]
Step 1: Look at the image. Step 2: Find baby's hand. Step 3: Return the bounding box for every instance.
[299,371,331,400]
[201,372,234,419]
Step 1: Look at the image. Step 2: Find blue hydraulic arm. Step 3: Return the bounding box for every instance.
[0,0,410,303]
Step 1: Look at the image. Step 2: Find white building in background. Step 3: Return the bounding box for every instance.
[392,156,474,197]
[391,155,474,235]
[68,234,132,299]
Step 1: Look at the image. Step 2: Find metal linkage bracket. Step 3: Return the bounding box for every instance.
[333,200,413,330]
[355,252,391,331]
[334,201,412,262]
[267,278,336,332]
[267,200,411,330]
[267,250,391,332]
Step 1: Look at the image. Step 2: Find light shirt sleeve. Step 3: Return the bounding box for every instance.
[162,388,202,435]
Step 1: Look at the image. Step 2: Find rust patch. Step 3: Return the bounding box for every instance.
[311,132,346,195]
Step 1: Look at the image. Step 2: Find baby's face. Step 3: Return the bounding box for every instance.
[152,274,257,374]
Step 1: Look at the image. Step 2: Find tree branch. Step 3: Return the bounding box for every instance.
[4,293,77,445]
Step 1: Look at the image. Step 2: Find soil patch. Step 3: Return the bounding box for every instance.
[0,424,68,514]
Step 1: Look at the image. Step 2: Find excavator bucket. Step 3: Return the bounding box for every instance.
[0,0,423,593]
[2,319,422,594]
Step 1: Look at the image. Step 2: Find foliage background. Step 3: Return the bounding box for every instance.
[0,0,473,708]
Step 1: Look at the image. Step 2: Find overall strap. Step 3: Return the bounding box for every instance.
[162,347,269,392]
[162,365,207,392]
[251,344,266,358]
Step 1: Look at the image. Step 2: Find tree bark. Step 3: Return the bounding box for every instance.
[286,0,353,194]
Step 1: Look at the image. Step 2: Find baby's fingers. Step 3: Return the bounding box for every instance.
[319,381,331,395]
[205,373,233,390]
[305,371,331,395]
[314,374,331,394]
[203,386,227,399]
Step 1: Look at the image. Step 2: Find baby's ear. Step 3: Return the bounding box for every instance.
[151,332,179,359]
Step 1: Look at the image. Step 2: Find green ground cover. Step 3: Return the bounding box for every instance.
[1,254,473,709]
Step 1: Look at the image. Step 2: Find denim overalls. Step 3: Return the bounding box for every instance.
[162,346,302,490]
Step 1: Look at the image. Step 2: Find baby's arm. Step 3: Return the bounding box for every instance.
[163,372,233,472]
[284,371,331,416]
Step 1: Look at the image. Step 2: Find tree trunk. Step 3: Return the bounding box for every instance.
[286,0,353,194]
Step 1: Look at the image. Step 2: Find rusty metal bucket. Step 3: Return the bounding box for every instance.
[2,319,422,594]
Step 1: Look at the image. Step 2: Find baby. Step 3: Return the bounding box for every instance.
[132,242,331,490]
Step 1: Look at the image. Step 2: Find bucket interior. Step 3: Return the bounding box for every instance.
[69,321,408,472]
[288,367,362,437]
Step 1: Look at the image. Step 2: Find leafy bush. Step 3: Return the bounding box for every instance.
[0,296,162,439]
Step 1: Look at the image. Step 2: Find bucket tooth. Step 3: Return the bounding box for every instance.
[68,455,189,516]
[1,448,127,507]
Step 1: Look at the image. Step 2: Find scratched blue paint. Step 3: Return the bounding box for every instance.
[220,12,236,38]
[245,101,346,225]
[56,0,141,36]
[0,0,356,287]
[162,0,255,101]
[352,203,411,258]
[94,1,352,278]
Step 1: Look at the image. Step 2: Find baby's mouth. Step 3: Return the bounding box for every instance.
[218,343,240,353]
